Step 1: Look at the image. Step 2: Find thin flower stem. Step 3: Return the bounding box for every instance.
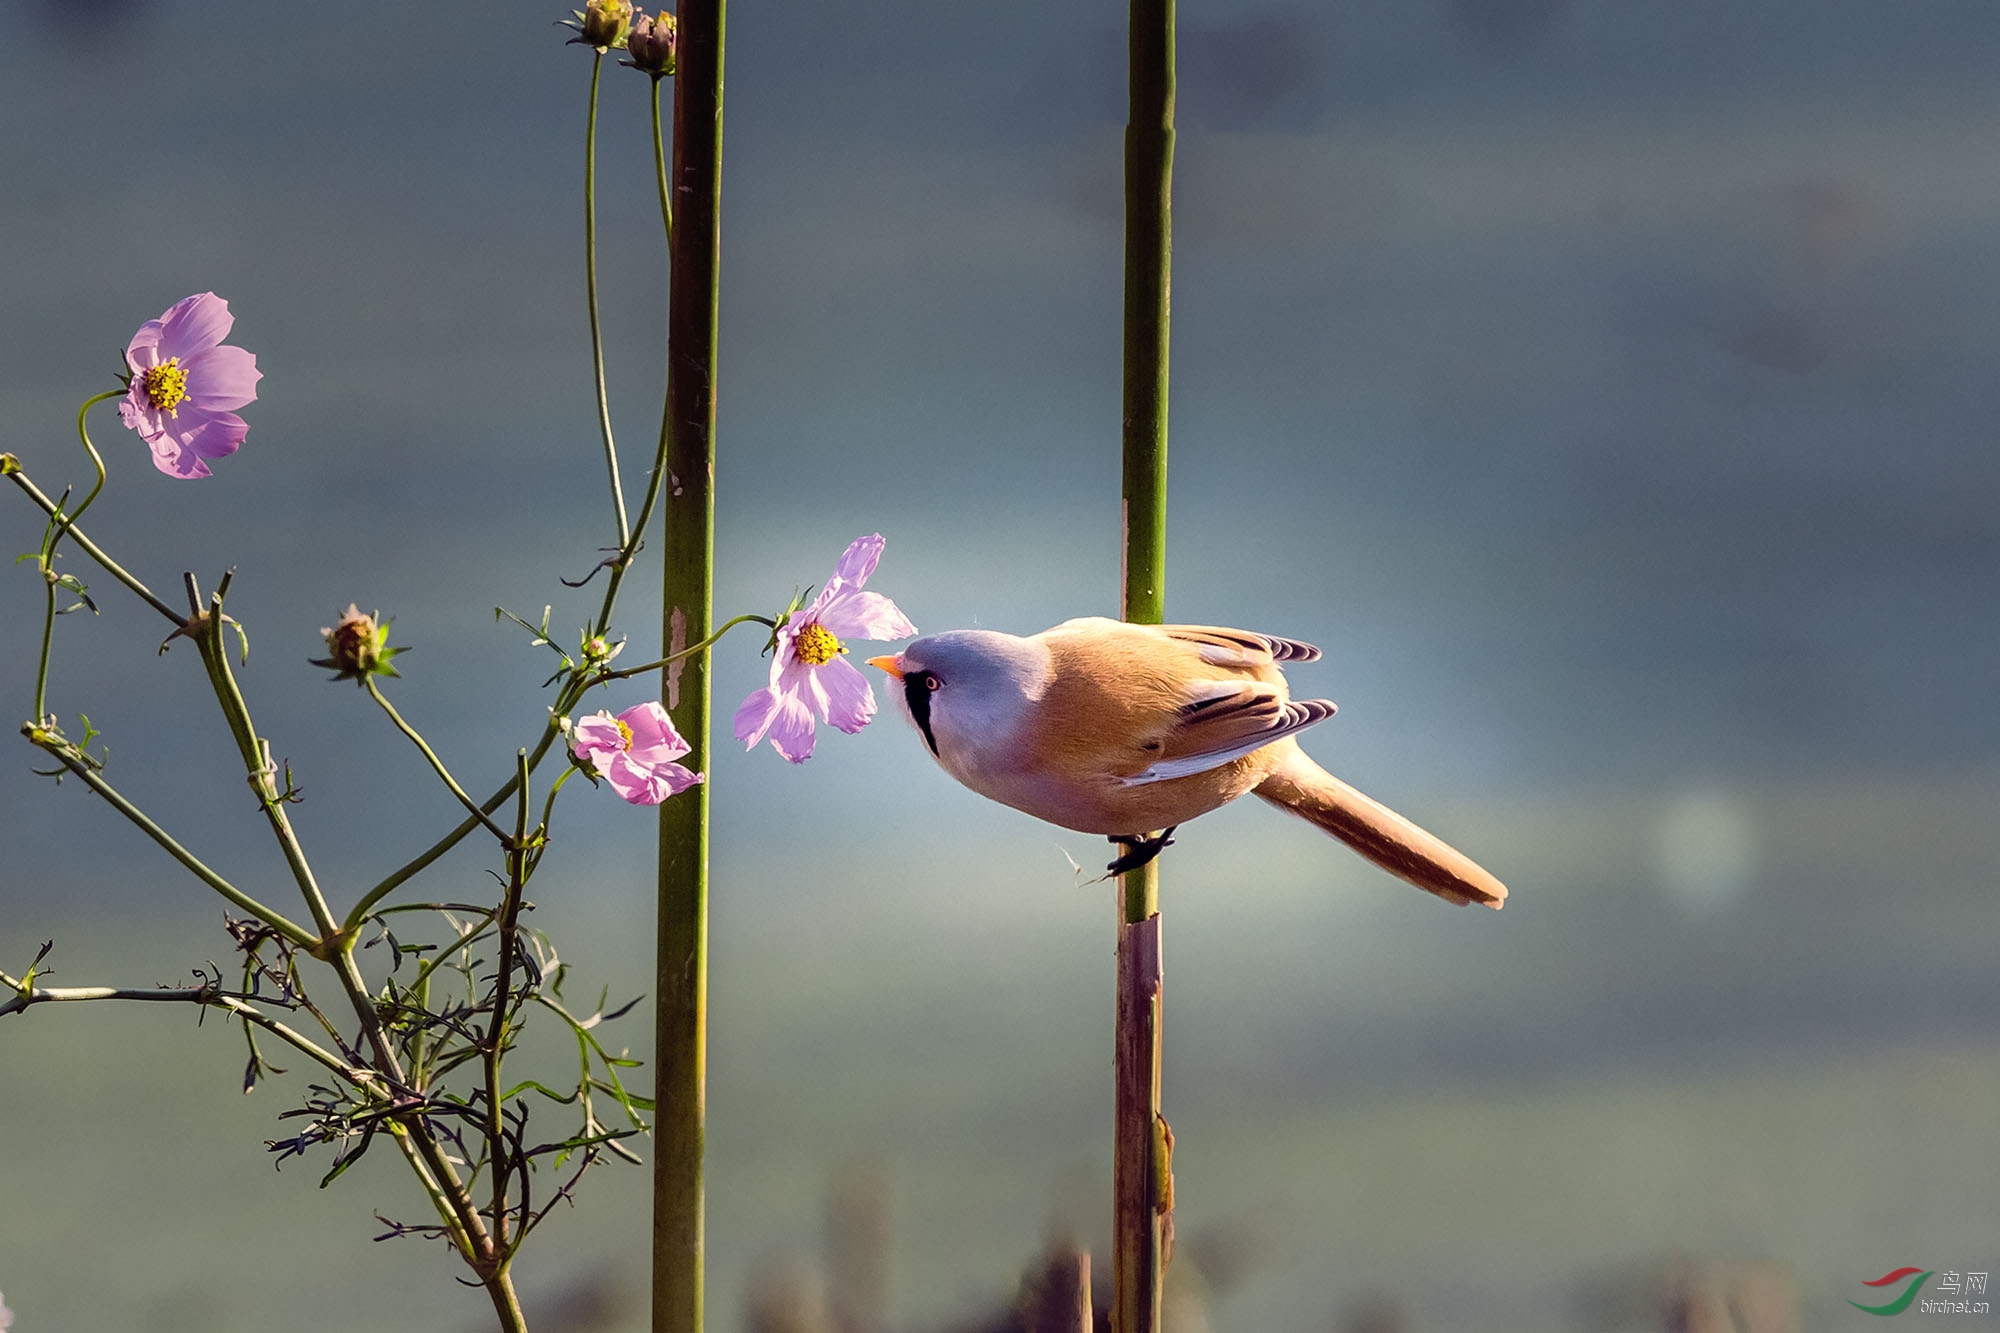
[485,752,534,1260]
[4,463,186,625]
[191,606,511,1288]
[653,76,675,243]
[18,723,318,947]
[61,391,118,537]
[32,576,54,723]
[28,392,122,720]
[387,1120,489,1270]
[528,765,581,878]
[585,51,632,552]
[350,581,732,927]
[363,678,513,843]
[596,613,771,683]
[0,974,369,1085]
[585,72,680,642]
[192,599,344,943]
[343,687,581,929]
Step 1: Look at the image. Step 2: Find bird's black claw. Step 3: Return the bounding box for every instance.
[1106,826,1178,877]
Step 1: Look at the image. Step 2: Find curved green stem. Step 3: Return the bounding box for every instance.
[596,612,770,683]
[27,392,125,721]
[364,678,513,843]
[343,687,582,929]
[585,72,681,641]
[346,606,755,929]
[19,723,317,947]
[63,391,118,536]
[585,52,631,552]
[5,464,183,624]
[32,574,55,723]
[653,76,675,244]
[528,765,581,878]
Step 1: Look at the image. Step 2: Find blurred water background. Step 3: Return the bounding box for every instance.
[2,1,1997,1329]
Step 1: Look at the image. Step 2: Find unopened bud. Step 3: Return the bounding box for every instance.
[311,604,406,682]
[569,0,634,51]
[627,10,676,75]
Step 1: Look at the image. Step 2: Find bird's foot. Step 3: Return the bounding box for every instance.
[1106,826,1178,877]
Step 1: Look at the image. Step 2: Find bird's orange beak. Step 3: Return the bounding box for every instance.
[866,654,904,680]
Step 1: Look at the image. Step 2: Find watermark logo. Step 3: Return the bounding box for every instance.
[1850,1267,1990,1317]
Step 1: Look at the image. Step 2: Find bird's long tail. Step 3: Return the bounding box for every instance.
[1252,745,1507,909]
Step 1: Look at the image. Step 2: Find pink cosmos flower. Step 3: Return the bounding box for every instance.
[118,292,262,479]
[572,701,704,805]
[734,533,918,763]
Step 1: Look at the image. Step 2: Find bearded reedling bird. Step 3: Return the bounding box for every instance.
[867,618,1506,908]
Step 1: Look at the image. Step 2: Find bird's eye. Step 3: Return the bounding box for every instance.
[924,674,942,691]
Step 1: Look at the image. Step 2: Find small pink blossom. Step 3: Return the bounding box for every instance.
[572,701,703,805]
[118,292,261,479]
[734,534,917,763]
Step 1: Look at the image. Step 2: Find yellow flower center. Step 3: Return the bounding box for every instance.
[615,718,635,750]
[793,621,844,667]
[142,359,189,415]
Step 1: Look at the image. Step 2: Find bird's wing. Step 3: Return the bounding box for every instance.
[1120,684,1337,785]
[1158,625,1322,669]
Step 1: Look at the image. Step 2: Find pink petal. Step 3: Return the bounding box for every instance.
[180,344,261,411]
[149,436,213,479]
[154,292,234,361]
[761,691,820,762]
[766,627,800,683]
[807,656,877,734]
[816,588,917,642]
[118,391,163,438]
[606,752,703,804]
[833,534,885,587]
[124,318,167,371]
[619,701,687,757]
[571,712,626,767]
[146,409,246,478]
[733,685,786,749]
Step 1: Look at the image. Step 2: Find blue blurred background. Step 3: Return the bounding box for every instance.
[2,1,1996,1329]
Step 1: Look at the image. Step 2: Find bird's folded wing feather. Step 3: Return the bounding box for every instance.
[1159,625,1321,668]
[1121,684,1337,785]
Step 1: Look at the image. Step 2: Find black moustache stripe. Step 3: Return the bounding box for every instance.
[904,671,941,757]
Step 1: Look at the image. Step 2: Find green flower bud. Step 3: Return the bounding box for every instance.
[568,0,634,52]
[311,604,408,683]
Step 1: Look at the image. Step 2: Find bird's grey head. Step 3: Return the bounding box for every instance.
[886,629,1053,762]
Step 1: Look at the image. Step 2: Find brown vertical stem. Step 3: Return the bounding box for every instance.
[1113,913,1168,1333]
[1115,0,1175,1330]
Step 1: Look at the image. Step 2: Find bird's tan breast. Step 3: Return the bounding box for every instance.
[966,625,1287,835]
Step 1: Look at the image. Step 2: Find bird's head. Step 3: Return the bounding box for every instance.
[867,630,1052,764]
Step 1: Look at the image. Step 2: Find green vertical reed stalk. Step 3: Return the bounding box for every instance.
[656,3,725,1331]
[1114,0,1175,1330]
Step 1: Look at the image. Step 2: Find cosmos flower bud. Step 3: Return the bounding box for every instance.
[581,633,624,666]
[569,0,634,51]
[311,604,407,683]
[627,10,676,75]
